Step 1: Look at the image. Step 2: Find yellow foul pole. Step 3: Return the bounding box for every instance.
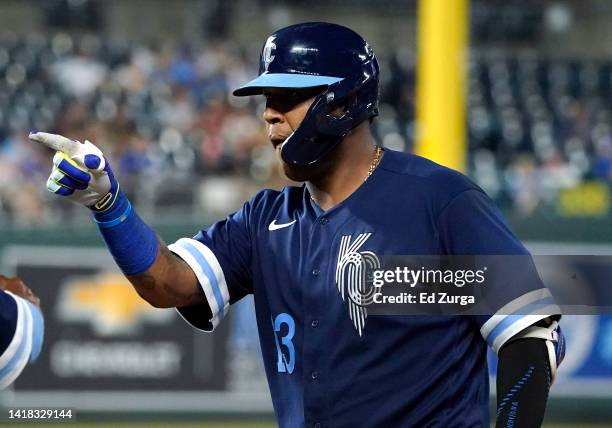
[416,0,468,172]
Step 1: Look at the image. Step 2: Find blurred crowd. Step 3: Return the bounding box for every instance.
[468,53,612,214]
[0,31,414,225]
[0,32,263,224]
[1,30,611,224]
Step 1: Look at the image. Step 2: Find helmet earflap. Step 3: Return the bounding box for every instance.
[280,81,378,167]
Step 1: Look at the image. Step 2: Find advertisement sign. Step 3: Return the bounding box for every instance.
[3,246,229,392]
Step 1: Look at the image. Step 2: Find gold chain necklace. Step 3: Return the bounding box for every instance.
[366,145,384,181]
[309,145,384,203]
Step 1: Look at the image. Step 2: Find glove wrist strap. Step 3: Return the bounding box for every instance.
[92,188,129,224]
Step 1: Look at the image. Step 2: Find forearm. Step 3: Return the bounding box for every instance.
[127,239,202,308]
[495,338,551,428]
[94,191,201,308]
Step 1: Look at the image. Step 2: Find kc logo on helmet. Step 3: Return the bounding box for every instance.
[262,36,276,72]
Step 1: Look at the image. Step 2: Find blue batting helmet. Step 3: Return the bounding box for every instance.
[233,22,380,166]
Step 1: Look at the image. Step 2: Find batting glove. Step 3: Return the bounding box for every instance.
[29,131,121,213]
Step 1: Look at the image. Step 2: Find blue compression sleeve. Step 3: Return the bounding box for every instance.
[92,191,158,275]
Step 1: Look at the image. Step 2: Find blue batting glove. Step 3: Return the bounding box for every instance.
[29,131,157,276]
[29,131,121,213]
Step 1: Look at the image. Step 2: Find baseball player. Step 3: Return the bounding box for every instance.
[0,275,44,389]
[31,22,564,427]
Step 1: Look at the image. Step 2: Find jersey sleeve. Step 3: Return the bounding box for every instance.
[0,290,44,389]
[168,199,254,332]
[437,188,562,354]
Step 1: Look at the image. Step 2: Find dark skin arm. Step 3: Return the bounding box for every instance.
[126,237,204,308]
[0,275,41,308]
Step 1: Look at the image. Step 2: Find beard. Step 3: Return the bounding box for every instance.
[282,163,318,182]
[277,142,341,182]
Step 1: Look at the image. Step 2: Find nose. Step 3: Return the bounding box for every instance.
[263,106,283,125]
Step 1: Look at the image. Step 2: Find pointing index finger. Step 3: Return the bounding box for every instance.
[29,131,81,157]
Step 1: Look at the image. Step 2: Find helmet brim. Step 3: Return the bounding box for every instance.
[232,73,343,96]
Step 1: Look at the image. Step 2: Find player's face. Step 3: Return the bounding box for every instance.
[262,87,325,180]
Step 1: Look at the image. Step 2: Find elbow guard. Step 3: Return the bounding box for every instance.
[508,319,566,383]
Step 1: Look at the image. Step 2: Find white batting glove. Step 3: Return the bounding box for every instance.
[29,131,121,212]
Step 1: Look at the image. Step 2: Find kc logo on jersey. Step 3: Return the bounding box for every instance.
[262,36,276,71]
[335,233,380,336]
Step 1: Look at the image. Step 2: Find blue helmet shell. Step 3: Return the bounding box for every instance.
[233,22,380,166]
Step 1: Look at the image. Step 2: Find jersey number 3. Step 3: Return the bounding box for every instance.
[272,313,295,374]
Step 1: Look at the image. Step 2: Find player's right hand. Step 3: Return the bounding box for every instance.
[29,131,121,212]
[0,275,40,309]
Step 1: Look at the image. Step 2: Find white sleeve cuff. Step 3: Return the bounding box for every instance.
[168,238,230,332]
[480,288,562,354]
[0,293,34,389]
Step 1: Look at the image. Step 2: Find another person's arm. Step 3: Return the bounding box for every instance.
[0,275,44,389]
